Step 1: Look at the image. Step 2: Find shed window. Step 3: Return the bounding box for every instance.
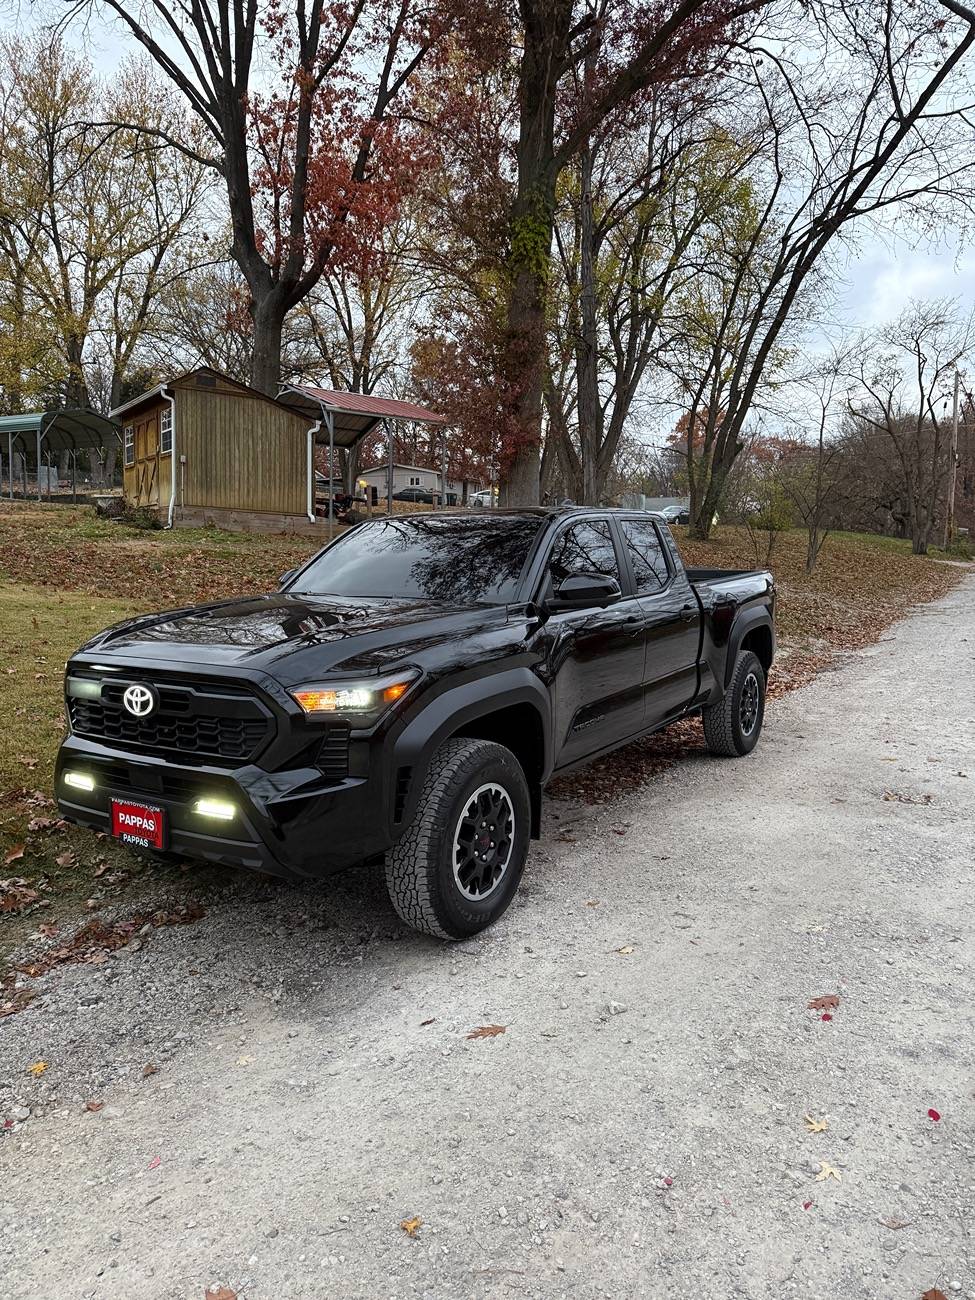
[409,475,421,486]
[123,425,134,466]
[160,407,173,455]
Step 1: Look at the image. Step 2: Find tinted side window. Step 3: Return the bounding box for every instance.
[621,519,671,593]
[548,521,620,585]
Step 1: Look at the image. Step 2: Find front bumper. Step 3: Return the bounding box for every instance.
[54,735,395,880]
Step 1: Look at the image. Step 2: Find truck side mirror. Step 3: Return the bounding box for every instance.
[549,573,622,611]
[278,569,297,589]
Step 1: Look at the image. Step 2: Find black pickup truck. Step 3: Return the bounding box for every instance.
[55,508,774,939]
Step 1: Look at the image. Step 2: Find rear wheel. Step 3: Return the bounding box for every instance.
[702,649,766,757]
[384,738,530,939]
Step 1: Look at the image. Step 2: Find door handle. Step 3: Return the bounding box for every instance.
[680,603,697,621]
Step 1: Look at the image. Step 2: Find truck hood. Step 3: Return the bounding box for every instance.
[78,592,511,680]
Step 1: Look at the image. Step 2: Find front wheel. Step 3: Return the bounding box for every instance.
[702,649,766,757]
[384,738,531,939]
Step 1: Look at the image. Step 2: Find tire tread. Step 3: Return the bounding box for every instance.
[385,738,512,939]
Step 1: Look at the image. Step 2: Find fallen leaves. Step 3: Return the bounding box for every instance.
[204,1288,237,1300]
[12,903,205,982]
[54,850,77,869]
[882,789,934,806]
[147,1155,161,1170]
[3,844,25,866]
[616,945,635,955]
[467,1024,506,1040]
[419,1017,436,1027]
[85,1100,104,1113]
[0,877,40,914]
[880,1216,911,1230]
[807,995,840,1011]
[27,1061,47,1077]
[815,1162,841,1182]
[399,1216,423,1238]
[804,1114,828,1133]
[142,1063,158,1078]
[921,1290,948,1300]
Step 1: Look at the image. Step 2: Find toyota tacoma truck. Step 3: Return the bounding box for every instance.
[55,508,774,939]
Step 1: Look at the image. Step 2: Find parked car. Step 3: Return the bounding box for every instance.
[392,486,437,504]
[469,488,498,508]
[654,503,690,525]
[56,508,775,940]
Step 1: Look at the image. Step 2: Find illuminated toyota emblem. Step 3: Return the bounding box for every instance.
[122,684,157,718]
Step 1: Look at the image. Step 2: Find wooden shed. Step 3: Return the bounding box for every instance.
[111,367,315,532]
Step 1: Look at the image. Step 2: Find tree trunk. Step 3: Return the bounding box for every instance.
[249,294,286,395]
[576,143,601,505]
[498,1,571,506]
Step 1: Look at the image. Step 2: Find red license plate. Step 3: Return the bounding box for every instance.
[110,799,166,850]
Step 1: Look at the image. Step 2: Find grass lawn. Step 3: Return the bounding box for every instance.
[0,502,967,932]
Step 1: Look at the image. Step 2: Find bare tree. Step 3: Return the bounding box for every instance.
[778,351,854,573]
[847,299,975,554]
[676,0,975,538]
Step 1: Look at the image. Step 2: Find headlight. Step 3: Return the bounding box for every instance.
[290,669,420,720]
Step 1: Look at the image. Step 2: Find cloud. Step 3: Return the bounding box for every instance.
[842,240,975,330]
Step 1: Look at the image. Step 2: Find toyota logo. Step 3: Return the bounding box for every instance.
[122,684,157,718]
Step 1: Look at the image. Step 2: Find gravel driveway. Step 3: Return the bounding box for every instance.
[2,576,973,1300]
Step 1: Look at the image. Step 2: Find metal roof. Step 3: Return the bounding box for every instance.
[279,384,447,449]
[0,409,121,453]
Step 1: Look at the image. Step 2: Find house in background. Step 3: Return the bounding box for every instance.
[112,367,314,530]
[358,462,480,504]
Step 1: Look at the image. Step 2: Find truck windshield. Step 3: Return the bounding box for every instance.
[291,514,545,605]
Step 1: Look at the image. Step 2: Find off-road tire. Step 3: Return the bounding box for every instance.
[384,738,530,940]
[702,649,766,757]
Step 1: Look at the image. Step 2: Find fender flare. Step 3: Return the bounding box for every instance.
[724,608,775,687]
[390,668,553,837]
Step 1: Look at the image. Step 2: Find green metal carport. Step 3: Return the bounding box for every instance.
[0,409,121,502]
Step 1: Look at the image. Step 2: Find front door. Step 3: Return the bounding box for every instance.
[545,519,647,767]
[133,413,160,506]
[617,517,701,728]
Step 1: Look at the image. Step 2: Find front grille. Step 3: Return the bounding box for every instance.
[86,757,218,803]
[68,675,274,765]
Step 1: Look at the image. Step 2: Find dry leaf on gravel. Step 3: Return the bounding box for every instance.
[399,1216,423,1238]
[85,1100,104,1113]
[467,1024,506,1039]
[804,1114,828,1133]
[815,1162,841,1182]
[880,1216,911,1230]
[142,1063,158,1078]
[204,1288,237,1300]
[922,1291,948,1300]
[27,1061,47,1077]
[419,1018,436,1027]
[807,995,840,1011]
[617,945,635,955]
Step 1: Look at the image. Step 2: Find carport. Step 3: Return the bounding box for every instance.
[0,409,121,502]
[277,384,448,532]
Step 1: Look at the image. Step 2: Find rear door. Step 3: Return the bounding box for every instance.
[618,517,701,728]
[543,518,647,767]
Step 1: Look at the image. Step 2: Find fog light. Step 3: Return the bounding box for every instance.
[63,770,95,793]
[193,797,235,820]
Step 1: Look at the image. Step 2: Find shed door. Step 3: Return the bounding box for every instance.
[134,414,160,506]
